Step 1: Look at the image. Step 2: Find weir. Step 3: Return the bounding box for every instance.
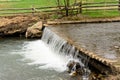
[41,27,113,75]
[42,27,91,79]
[42,22,120,78]
[42,27,88,64]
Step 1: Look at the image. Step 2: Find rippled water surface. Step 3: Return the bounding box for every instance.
[0,38,80,80]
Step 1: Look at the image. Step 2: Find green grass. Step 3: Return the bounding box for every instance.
[0,0,120,18]
[0,0,60,16]
[2,0,116,8]
[83,10,120,18]
[82,0,117,3]
[81,0,120,18]
[0,0,58,8]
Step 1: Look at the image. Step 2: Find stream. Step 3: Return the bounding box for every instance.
[0,38,76,80]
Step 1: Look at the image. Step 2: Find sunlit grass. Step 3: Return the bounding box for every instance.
[0,0,58,8]
[0,0,120,18]
[83,10,120,18]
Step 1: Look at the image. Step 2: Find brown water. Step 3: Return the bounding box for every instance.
[49,22,120,61]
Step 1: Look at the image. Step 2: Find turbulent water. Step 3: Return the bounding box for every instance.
[0,38,75,80]
[0,27,91,80]
[41,28,90,80]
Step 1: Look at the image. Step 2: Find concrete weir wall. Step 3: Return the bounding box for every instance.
[46,22,120,76]
[46,28,117,75]
[25,21,120,76]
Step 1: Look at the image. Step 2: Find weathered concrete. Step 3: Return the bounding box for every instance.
[47,17,120,25]
[46,22,120,76]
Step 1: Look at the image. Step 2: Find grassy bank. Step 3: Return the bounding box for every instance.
[0,0,120,18]
[0,0,57,8]
[0,0,117,8]
[83,10,120,18]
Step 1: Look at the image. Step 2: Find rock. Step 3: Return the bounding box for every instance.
[114,46,120,49]
[69,71,77,77]
[25,21,43,38]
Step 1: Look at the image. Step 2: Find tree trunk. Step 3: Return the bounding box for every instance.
[119,0,120,11]
[79,2,82,13]
[64,0,69,16]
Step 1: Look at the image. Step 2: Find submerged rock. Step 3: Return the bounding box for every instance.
[25,21,43,38]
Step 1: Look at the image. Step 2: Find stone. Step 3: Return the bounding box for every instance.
[25,21,43,38]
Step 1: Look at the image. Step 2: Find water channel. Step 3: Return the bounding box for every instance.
[0,37,76,80]
[1,22,119,80]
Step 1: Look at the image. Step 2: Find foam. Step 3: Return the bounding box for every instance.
[22,40,68,72]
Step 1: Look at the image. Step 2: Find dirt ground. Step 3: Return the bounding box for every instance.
[0,14,41,37]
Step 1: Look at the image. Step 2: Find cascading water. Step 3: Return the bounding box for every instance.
[42,27,91,80]
[42,27,67,53]
[0,27,90,80]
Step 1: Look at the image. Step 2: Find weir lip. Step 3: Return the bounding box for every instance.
[45,22,120,75]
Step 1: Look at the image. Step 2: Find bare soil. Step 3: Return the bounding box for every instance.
[0,14,41,37]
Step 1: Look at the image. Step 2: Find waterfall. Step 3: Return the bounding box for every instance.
[41,27,67,53]
[42,27,90,80]
[42,28,80,58]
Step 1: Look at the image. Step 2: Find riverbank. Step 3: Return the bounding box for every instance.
[0,14,40,38]
[0,14,120,80]
[1,14,120,38]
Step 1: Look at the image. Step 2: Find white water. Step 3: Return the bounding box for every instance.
[22,40,68,72]
[18,27,90,80]
[0,38,76,80]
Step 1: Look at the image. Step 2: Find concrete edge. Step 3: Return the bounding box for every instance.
[45,26,120,75]
[46,17,120,25]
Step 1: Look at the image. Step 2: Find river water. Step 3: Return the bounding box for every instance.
[0,38,80,80]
